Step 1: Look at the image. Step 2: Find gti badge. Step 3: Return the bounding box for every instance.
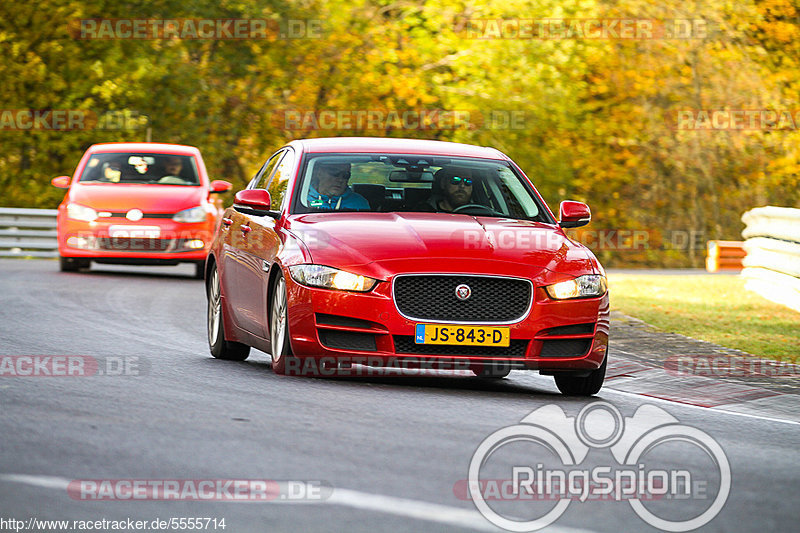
[455,283,472,301]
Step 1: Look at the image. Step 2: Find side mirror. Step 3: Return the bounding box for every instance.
[558,201,591,228]
[209,180,233,193]
[51,176,70,189]
[233,189,279,218]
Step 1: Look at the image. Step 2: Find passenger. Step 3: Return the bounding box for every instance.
[422,167,475,212]
[102,161,122,183]
[307,162,369,210]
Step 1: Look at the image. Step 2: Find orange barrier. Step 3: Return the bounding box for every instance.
[706,240,744,272]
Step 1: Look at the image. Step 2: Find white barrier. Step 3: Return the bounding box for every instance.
[0,207,58,258]
[741,206,800,313]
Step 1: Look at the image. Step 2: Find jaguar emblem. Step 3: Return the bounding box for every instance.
[455,284,472,301]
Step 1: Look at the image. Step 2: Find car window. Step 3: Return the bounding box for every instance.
[250,150,285,190]
[291,153,549,222]
[79,153,200,185]
[266,149,295,211]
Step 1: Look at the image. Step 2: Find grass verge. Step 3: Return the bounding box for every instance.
[608,273,799,360]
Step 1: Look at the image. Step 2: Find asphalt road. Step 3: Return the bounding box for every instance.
[0,260,797,533]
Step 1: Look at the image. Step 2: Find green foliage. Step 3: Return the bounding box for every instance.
[609,273,800,357]
[1,0,798,266]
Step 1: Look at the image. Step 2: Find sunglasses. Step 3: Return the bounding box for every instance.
[449,176,473,186]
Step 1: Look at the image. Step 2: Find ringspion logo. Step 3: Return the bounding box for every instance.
[466,402,730,531]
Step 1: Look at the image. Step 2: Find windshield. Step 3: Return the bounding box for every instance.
[79,152,200,186]
[293,153,551,222]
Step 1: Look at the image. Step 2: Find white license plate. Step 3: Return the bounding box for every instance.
[108,225,161,238]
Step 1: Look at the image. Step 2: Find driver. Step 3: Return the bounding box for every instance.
[159,156,186,184]
[424,167,474,212]
[307,162,369,210]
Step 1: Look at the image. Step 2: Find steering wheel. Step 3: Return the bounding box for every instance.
[451,203,501,216]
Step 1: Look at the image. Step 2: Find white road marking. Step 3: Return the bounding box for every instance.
[0,474,71,490]
[0,474,599,533]
[602,387,800,426]
[516,370,800,426]
[326,488,499,532]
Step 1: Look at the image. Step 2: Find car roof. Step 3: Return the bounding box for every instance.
[87,143,200,156]
[288,137,509,160]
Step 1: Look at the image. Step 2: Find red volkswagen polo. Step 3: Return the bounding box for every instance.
[206,137,609,395]
[52,143,232,278]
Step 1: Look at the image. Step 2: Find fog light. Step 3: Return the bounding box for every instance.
[185,239,205,249]
[66,236,91,249]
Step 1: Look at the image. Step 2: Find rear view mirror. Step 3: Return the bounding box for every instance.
[233,189,278,218]
[210,180,232,193]
[388,170,434,182]
[559,201,591,228]
[128,156,155,165]
[51,176,70,188]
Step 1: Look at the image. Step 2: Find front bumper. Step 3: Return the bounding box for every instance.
[285,274,609,372]
[57,216,215,261]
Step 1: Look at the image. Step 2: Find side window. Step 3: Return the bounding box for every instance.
[249,150,284,190]
[267,149,295,210]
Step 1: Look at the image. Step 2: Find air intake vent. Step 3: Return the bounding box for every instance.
[318,330,377,351]
[539,339,592,357]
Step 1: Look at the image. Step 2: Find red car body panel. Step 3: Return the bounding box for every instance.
[210,137,609,375]
[55,143,223,264]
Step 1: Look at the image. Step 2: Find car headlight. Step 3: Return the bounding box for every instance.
[545,274,607,300]
[66,203,98,222]
[288,265,378,292]
[173,206,207,223]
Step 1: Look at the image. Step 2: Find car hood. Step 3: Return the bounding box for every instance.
[69,183,205,212]
[286,212,594,280]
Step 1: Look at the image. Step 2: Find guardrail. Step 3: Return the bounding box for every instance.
[741,206,800,313]
[0,207,58,258]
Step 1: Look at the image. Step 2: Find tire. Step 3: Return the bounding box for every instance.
[193,261,205,280]
[207,265,250,361]
[269,272,296,375]
[59,256,89,272]
[554,351,607,396]
[470,361,512,379]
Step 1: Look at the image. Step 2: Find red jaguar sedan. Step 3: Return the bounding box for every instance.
[206,137,609,395]
[52,143,232,278]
